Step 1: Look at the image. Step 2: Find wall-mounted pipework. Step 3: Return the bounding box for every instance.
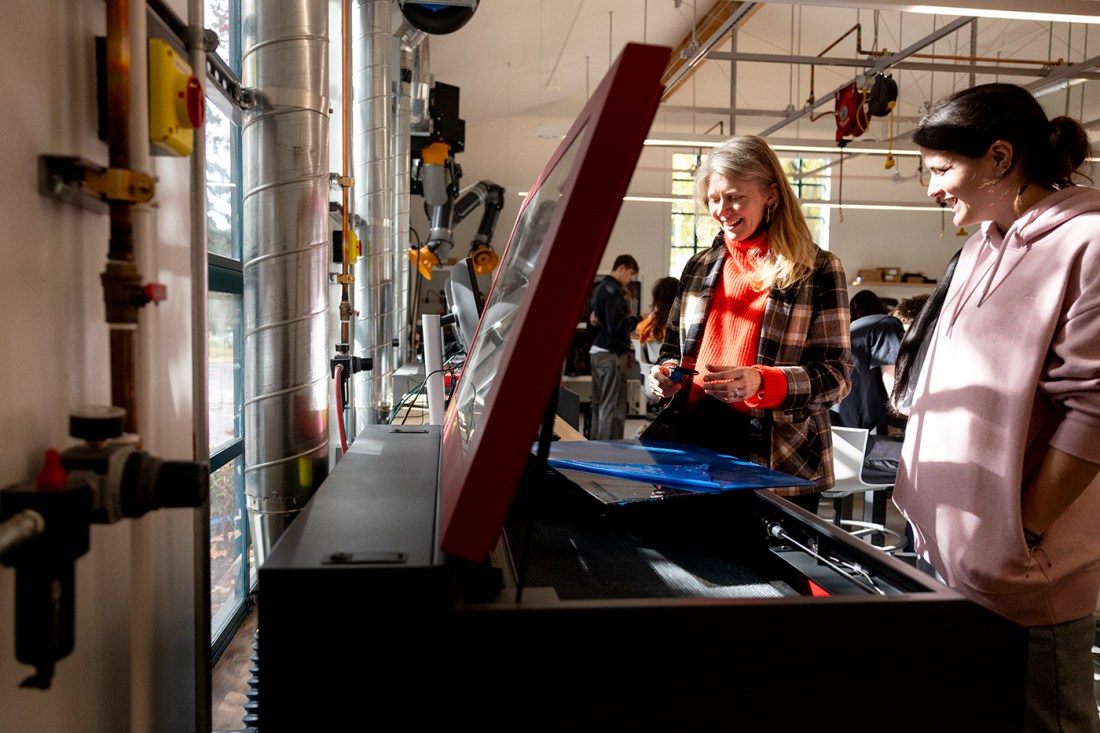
[0,409,208,690]
[0,452,93,690]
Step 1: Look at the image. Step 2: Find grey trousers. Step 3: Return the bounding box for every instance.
[589,351,629,440]
[1025,615,1100,732]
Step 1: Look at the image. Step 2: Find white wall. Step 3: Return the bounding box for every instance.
[0,1,197,730]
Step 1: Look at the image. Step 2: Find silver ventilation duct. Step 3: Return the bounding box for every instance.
[404,26,431,136]
[351,0,397,428]
[240,0,331,563]
[395,24,428,365]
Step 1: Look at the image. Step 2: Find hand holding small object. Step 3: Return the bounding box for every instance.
[649,363,693,400]
[702,363,762,403]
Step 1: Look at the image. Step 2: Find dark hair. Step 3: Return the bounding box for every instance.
[649,276,678,332]
[613,254,639,272]
[913,83,1092,190]
[890,251,962,415]
[891,294,930,328]
[850,289,887,320]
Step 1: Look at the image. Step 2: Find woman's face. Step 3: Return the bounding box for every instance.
[705,173,776,243]
[920,146,1005,229]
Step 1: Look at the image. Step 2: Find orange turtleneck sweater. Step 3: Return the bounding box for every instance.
[689,232,788,412]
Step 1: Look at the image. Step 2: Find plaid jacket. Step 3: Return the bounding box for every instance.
[659,238,853,493]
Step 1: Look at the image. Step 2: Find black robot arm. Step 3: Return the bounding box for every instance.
[453,181,504,275]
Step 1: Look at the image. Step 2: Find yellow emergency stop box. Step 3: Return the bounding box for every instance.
[148,37,204,156]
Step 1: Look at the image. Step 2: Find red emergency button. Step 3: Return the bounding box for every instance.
[185,76,204,128]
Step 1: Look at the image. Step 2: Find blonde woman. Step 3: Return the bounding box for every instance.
[648,135,852,513]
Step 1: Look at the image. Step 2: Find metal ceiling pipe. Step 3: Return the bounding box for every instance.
[351,0,396,429]
[240,0,331,564]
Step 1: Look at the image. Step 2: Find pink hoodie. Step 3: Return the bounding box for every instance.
[894,186,1100,627]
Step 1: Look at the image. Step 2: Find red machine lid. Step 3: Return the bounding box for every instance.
[438,43,671,562]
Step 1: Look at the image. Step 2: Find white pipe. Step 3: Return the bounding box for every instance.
[187,2,212,731]
[421,314,445,425]
[127,3,156,729]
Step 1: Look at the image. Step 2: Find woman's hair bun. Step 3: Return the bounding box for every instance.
[1049,116,1091,172]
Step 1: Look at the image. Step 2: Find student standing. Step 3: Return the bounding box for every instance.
[894,83,1100,732]
[588,254,639,440]
[648,136,852,513]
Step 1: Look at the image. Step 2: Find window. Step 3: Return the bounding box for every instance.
[669,152,719,278]
[668,151,832,276]
[785,157,831,250]
[204,0,251,658]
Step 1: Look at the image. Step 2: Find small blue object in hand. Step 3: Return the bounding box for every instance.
[669,366,698,383]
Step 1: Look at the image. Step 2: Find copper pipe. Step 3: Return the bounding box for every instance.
[808,24,1062,105]
[339,0,353,350]
[106,0,133,264]
[105,0,139,435]
[338,0,352,343]
[109,328,138,435]
[808,24,888,107]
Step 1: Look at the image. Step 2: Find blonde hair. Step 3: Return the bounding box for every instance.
[694,135,818,290]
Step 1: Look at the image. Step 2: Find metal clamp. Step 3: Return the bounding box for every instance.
[39,156,155,213]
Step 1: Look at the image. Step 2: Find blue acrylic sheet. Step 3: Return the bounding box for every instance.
[541,439,816,494]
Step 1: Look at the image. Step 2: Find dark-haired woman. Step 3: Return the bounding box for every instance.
[634,276,679,403]
[892,83,1100,732]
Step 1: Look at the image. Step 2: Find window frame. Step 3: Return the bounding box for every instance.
[668,150,833,278]
[204,0,251,662]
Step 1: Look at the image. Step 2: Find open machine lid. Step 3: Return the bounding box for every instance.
[437,43,671,563]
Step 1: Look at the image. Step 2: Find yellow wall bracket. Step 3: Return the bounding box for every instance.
[84,167,156,204]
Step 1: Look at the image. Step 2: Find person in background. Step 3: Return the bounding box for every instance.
[588,254,639,440]
[881,294,928,407]
[894,82,1100,732]
[831,293,928,483]
[848,289,889,321]
[634,276,679,404]
[647,135,852,514]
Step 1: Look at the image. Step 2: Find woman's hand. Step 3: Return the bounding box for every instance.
[702,363,762,404]
[648,363,683,401]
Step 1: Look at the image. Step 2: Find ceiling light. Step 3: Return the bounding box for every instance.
[524,191,945,212]
[643,134,922,157]
[904,5,1100,24]
[803,200,945,212]
[770,144,921,157]
[773,2,1100,25]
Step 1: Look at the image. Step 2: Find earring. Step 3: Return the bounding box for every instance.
[1012,181,1030,218]
[765,203,774,225]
